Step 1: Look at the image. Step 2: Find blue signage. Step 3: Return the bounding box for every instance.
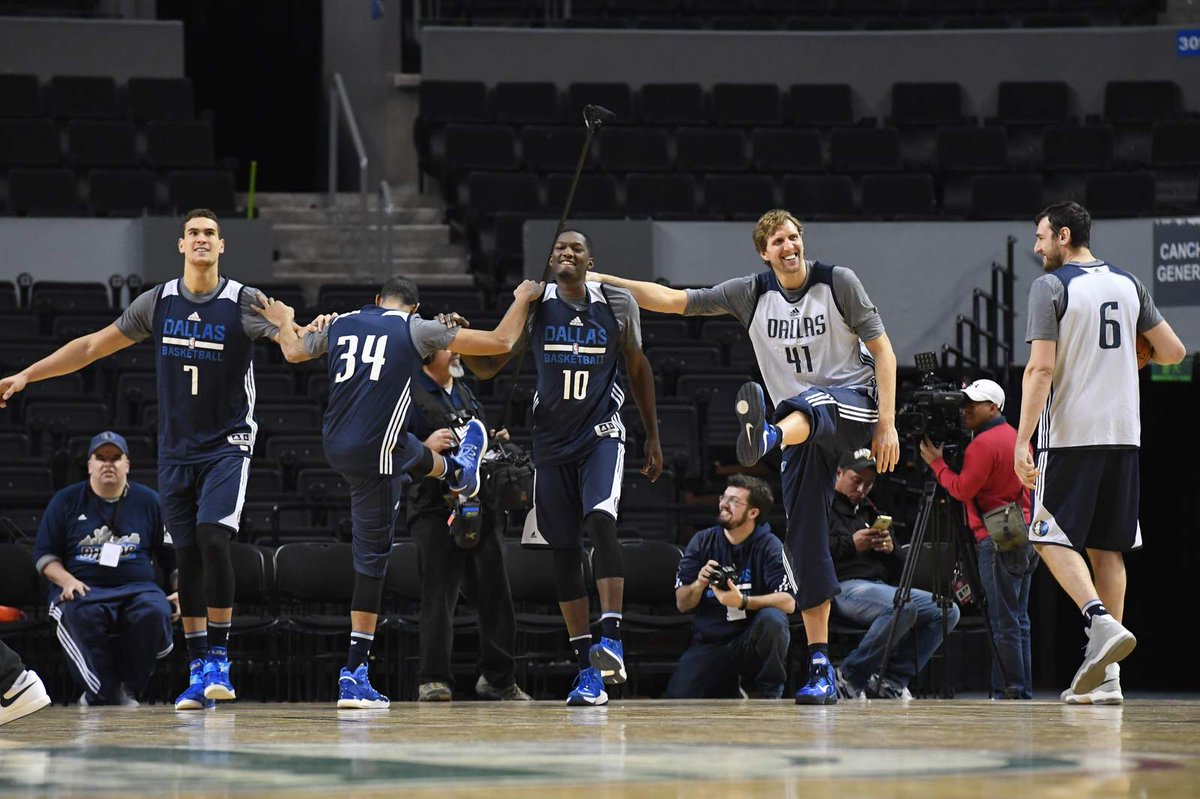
[1178,30,1200,56]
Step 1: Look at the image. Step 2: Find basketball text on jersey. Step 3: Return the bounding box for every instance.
[159,316,227,362]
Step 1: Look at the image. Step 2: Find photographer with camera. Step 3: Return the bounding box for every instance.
[920,379,1035,700]
[665,476,796,699]
[830,449,960,699]
[407,349,530,702]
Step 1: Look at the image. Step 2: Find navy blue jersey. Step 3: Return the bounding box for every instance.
[33,481,169,595]
[675,524,796,644]
[152,278,257,464]
[322,306,424,477]
[530,283,627,466]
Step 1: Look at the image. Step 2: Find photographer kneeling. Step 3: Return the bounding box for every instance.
[665,476,796,699]
[920,379,1036,700]
[408,350,530,702]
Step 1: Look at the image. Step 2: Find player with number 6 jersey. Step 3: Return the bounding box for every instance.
[1017,201,1185,705]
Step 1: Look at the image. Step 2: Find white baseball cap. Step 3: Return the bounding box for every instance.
[962,379,1005,411]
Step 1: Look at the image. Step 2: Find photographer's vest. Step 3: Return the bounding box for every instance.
[747,264,877,407]
[407,376,487,517]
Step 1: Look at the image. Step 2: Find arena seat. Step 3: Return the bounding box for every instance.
[494,81,561,124]
[418,80,490,124]
[830,127,902,172]
[1104,80,1182,125]
[625,172,698,218]
[969,173,1044,219]
[936,126,1008,172]
[127,77,195,123]
[146,120,216,168]
[861,173,938,219]
[712,83,782,127]
[751,128,823,173]
[166,170,236,214]
[1085,171,1157,217]
[0,74,42,118]
[995,81,1071,127]
[66,120,138,168]
[567,82,633,124]
[676,127,747,173]
[598,127,671,172]
[703,174,776,219]
[48,75,119,119]
[0,119,60,166]
[890,82,966,127]
[1042,124,1114,171]
[781,174,858,218]
[1151,121,1200,167]
[545,172,621,217]
[7,168,81,216]
[89,169,158,216]
[521,125,591,171]
[638,83,707,126]
[788,83,855,127]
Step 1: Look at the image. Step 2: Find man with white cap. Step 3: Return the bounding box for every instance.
[920,379,1035,699]
[33,431,178,706]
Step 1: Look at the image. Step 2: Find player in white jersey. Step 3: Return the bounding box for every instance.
[1016,201,1184,704]
[593,210,899,705]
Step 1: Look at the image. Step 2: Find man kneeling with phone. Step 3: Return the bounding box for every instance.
[829,449,960,699]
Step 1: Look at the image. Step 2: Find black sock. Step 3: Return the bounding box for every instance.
[208,620,230,656]
[570,634,592,671]
[600,612,622,642]
[1082,599,1109,627]
[809,643,829,662]
[347,631,373,671]
[185,630,208,662]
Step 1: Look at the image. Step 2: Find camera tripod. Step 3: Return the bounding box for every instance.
[866,470,1008,699]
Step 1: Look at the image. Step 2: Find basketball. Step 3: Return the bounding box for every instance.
[1137,333,1154,369]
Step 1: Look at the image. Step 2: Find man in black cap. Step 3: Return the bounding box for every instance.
[33,431,178,706]
[828,448,959,699]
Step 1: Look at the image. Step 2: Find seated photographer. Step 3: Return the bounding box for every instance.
[830,449,960,700]
[919,379,1035,700]
[408,349,530,702]
[665,476,796,699]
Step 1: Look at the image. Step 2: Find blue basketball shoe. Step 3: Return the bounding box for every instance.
[175,659,216,710]
[589,638,627,685]
[448,419,487,498]
[202,651,236,701]
[794,652,838,705]
[566,667,609,706]
[337,663,390,709]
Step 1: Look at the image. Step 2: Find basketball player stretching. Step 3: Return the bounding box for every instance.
[1016,201,1184,704]
[593,209,899,705]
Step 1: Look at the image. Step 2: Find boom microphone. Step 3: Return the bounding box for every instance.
[582,104,616,129]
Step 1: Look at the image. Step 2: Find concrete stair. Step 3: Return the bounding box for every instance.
[252,191,473,298]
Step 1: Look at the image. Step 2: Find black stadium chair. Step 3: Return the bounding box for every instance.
[7,168,80,216]
[545,173,620,216]
[1085,171,1156,217]
[995,81,1070,127]
[521,126,592,172]
[789,83,855,128]
[441,124,518,172]
[465,172,541,214]
[861,173,937,218]
[418,80,490,124]
[969,174,1044,219]
[638,83,708,126]
[0,74,42,118]
[936,126,1008,172]
[831,127,902,173]
[1104,80,1182,125]
[1042,125,1113,171]
[66,120,138,167]
[1151,121,1200,168]
[751,128,823,173]
[625,172,697,218]
[166,171,236,215]
[0,119,61,166]
[494,82,560,124]
[890,82,965,127]
[145,120,216,168]
[599,128,671,172]
[712,83,782,127]
[782,175,857,218]
[675,127,747,172]
[48,75,120,119]
[127,77,195,122]
[703,174,775,219]
[89,169,158,216]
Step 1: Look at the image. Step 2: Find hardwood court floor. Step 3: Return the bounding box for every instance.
[3,698,1200,798]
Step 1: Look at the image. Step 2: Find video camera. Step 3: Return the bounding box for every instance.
[894,351,966,445]
[707,564,739,591]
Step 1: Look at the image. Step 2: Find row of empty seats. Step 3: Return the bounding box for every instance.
[418,79,1188,128]
[0,74,195,122]
[1,118,218,170]
[0,168,236,217]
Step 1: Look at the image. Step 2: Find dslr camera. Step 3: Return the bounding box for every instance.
[895,351,966,445]
[707,564,739,591]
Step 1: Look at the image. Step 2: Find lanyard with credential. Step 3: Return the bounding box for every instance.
[90,485,126,537]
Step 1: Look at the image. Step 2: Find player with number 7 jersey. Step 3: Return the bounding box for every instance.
[0,209,329,711]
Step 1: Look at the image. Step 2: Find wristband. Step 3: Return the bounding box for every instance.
[739,595,749,611]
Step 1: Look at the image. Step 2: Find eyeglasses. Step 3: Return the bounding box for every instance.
[718,494,748,507]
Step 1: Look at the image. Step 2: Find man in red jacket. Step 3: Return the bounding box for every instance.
[920,379,1036,699]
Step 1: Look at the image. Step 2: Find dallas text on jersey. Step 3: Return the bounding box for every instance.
[159,317,226,362]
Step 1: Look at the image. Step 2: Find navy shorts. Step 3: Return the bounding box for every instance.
[529,437,624,550]
[1030,448,1141,552]
[347,472,411,578]
[159,456,250,547]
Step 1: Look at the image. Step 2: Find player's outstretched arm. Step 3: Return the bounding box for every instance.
[0,324,134,408]
[590,272,688,315]
[864,333,899,473]
[1142,319,1186,365]
[453,280,542,367]
[623,342,663,482]
[1015,339,1056,489]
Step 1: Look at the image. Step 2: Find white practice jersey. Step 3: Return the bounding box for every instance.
[685,263,883,407]
[1025,261,1162,449]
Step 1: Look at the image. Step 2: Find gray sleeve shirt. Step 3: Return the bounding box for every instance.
[1025,271,1164,343]
[603,285,644,350]
[114,280,281,342]
[301,314,459,360]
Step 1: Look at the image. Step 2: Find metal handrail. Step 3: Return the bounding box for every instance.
[327,73,369,216]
